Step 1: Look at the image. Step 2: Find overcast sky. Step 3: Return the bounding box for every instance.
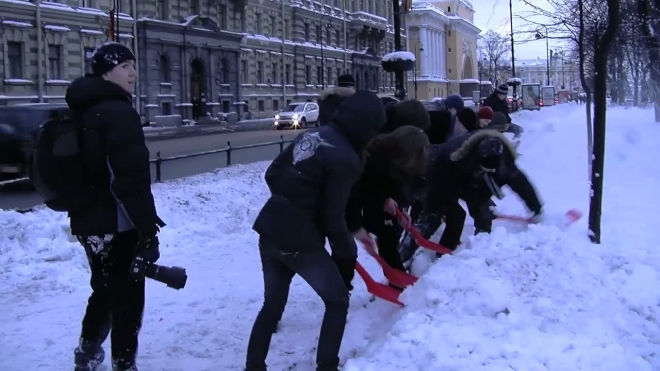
[468,0,569,60]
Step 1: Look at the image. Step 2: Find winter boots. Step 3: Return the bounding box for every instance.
[74,339,104,371]
[73,338,138,371]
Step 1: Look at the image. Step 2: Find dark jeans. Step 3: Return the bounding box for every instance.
[370,216,406,272]
[246,239,350,371]
[76,229,144,369]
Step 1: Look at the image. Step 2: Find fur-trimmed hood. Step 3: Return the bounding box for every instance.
[449,129,518,162]
[319,86,355,100]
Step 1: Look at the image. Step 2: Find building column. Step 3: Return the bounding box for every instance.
[431,30,437,77]
[420,28,428,77]
[435,30,441,77]
[440,31,445,78]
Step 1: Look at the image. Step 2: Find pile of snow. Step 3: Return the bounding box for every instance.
[1,104,659,370]
[382,51,416,62]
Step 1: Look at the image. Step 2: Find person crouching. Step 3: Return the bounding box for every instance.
[246,91,385,371]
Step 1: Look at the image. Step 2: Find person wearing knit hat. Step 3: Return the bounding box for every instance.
[482,83,513,124]
[337,73,356,88]
[64,41,164,371]
[477,106,494,128]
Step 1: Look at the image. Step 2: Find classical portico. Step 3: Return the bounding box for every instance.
[405,2,450,100]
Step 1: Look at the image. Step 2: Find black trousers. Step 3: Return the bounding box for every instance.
[399,199,495,263]
[76,229,144,369]
[246,239,350,371]
[366,215,406,272]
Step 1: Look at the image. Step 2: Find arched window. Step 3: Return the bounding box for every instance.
[159,54,170,83]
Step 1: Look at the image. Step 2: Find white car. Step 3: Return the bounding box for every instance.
[273,102,319,130]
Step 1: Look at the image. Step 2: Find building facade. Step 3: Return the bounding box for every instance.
[513,57,580,92]
[0,0,405,120]
[405,0,480,101]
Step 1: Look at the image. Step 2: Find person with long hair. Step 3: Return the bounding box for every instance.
[347,126,430,276]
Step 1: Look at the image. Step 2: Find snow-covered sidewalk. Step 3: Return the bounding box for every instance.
[1,105,659,370]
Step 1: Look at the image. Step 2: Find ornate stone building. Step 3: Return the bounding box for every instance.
[0,0,404,120]
[405,0,480,100]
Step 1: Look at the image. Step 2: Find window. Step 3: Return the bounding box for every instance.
[84,47,95,74]
[222,100,230,113]
[316,25,322,44]
[161,102,172,115]
[79,0,92,7]
[326,27,331,45]
[304,23,310,41]
[240,60,248,83]
[256,61,263,83]
[218,4,227,29]
[285,64,292,84]
[448,30,452,37]
[270,15,276,36]
[271,62,278,83]
[327,67,332,85]
[317,66,322,85]
[157,0,167,19]
[305,65,312,84]
[255,13,262,34]
[336,29,341,47]
[284,19,291,39]
[48,45,62,80]
[190,0,200,15]
[159,54,170,82]
[7,42,23,78]
[272,99,279,111]
[286,99,292,106]
[258,100,265,111]
[447,6,451,12]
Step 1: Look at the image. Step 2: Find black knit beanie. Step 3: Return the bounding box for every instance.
[91,42,136,76]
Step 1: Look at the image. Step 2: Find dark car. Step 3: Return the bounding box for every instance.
[0,103,66,181]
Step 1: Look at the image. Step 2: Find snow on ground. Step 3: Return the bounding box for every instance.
[1,104,659,370]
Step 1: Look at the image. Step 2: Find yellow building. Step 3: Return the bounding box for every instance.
[405,0,481,100]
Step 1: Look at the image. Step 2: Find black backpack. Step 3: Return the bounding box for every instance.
[28,107,95,212]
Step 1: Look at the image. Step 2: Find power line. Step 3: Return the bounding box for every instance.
[484,0,501,29]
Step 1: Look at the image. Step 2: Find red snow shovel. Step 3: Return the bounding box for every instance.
[359,238,418,289]
[496,208,583,226]
[396,209,454,255]
[354,262,404,306]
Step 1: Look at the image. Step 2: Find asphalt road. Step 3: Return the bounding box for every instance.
[0,128,307,210]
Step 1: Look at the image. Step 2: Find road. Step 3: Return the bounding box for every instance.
[0,128,307,210]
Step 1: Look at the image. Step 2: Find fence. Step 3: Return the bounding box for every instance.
[0,135,292,188]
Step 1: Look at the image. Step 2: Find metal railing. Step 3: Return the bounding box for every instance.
[0,135,292,187]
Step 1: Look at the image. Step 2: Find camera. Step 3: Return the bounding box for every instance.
[129,252,188,290]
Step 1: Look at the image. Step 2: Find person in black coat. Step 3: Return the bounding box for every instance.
[64,42,165,371]
[482,84,512,123]
[317,74,356,127]
[247,90,385,371]
[346,126,429,274]
[399,129,543,266]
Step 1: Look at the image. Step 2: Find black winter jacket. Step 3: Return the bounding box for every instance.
[423,130,542,216]
[253,91,385,257]
[345,147,417,233]
[482,92,512,123]
[65,76,164,238]
[318,87,355,127]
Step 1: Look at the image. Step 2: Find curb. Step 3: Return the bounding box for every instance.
[144,120,275,141]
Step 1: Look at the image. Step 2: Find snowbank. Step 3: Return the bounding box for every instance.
[1,105,659,370]
[341,106,660,370]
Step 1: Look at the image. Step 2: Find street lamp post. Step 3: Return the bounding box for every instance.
[413,41,424,99]
[535,26,551,86]
[319,15,333,89]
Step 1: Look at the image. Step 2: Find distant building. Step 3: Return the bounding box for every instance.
[0,0,405,120]
[404,0,481,100]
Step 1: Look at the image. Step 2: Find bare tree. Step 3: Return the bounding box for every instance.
[589,0,621,244]
[477,30,511,84]
[637,0,660,121]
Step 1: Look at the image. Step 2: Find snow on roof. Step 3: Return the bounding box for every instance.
[508,77,523,83]
[382,51,416,62]
[460,78,480,84]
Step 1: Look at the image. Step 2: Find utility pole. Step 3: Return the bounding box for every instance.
[509,0,517,100]
[392,0,405,98]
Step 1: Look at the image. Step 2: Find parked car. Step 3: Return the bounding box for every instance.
[0,103,66,182]
[273,102,319,130]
